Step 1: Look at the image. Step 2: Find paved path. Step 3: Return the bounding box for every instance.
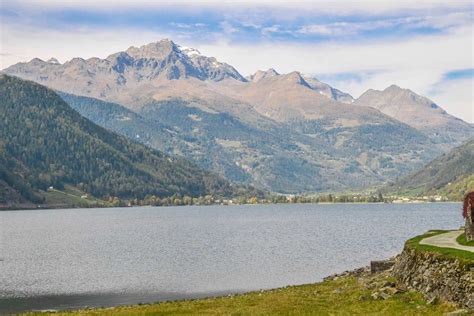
[420,230,474,253]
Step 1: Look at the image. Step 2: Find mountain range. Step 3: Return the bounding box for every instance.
[3,39,473,193]
[0,75,256,208]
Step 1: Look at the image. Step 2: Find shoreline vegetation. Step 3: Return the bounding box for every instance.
[405,230,474,262]
[0,184,460,211]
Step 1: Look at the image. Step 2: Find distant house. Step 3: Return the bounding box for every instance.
[463,192,474,241]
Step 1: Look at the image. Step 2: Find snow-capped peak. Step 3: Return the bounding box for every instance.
[180,46,202,57]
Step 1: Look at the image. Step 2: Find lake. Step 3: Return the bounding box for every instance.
[0,203,463,313]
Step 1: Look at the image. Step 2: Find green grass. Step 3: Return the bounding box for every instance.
[39,185,110,209]
[456,233,474,247]
[22,275,458,316]
[387,186,426,197]
[405,230,474,263]
[385,173,474,201]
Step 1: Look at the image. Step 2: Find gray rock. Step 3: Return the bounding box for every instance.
[392,248,474,309]
[371,260,395,273]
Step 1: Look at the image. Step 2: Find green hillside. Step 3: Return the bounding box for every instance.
[386,138,474,199]
[0,75,255,207]
[431,174,474,201]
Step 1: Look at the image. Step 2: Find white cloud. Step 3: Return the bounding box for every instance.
[170,23,193,29]
[430,78,474,123]
[261,25,281,36]
[296,12,472,36]
[198,25,471,77]
[219,21,239,35]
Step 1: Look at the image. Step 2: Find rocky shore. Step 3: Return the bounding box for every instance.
[324,252,473,314]
[393,248,474,311]
[323,258,402,301]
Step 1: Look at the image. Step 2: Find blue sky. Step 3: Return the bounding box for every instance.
[1,0,473,122]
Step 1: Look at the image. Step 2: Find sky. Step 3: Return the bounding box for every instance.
[1,0,473,122]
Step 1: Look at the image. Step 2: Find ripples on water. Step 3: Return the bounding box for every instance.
[0,203,463,312]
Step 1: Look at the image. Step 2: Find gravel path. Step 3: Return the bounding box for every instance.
[420,230,474,253]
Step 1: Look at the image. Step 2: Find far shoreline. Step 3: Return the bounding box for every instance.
[0,200,461,212]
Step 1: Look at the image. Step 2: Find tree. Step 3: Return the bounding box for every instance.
[328,194,333,202]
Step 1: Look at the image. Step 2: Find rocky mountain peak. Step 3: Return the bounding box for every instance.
[284,71,311,87]
[377,84,434,104]
[29,58,45,65]
[105,52,134,73]
[46,58,60,65]
[354,84,474,139]
[359,85,420,101]
[301,75,354,104]
[116,39,245,81]
[125,39,180,60]
[3,39,248,97]
[385,84,402,91]
[382,85,440,109]
[67,57,86,65]
[248,68,279,82]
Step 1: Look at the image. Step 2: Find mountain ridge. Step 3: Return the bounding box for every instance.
[5,39,469,138]
[354,84,472,144]
[2,39,359,111]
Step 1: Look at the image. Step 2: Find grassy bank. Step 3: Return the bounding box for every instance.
[23,271,459,315]
[457,233,474,247]
[40,186,112,209]
[405,230,474,263]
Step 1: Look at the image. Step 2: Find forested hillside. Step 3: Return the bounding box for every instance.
[386,138,474,199]
[0,75,255,206]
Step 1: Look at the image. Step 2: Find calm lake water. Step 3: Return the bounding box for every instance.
[0,203,463,313]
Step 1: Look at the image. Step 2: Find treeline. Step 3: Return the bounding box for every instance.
[98,192,388,208]
[261,193,386,204]
[105,194,224,207]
